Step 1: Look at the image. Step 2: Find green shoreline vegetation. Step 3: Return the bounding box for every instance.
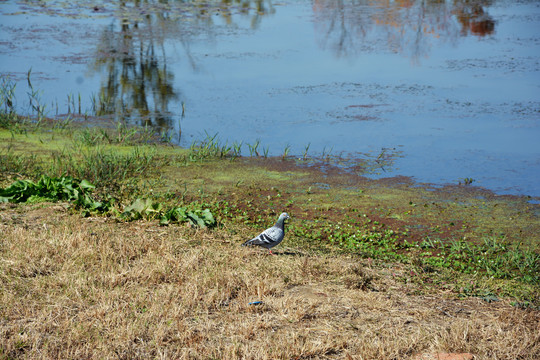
[1,77,539,358]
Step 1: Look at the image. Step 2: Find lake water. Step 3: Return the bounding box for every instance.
[1,0,539,196]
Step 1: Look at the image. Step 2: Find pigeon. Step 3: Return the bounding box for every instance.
[242,212,290,254]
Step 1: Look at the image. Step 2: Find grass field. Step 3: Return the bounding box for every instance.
[1,203,538,359]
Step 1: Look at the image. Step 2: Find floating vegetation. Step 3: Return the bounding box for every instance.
[459,177,476,185]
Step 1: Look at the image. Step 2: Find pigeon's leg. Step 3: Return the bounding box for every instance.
[268,249,274,255]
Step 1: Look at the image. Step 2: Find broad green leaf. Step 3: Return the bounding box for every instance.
[80,179,95,190]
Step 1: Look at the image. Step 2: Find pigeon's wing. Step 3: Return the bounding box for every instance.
[242,226,284,248]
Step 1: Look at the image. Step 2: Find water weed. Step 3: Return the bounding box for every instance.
[281,143,291,160]
[232,140,243,158]
[26,69,47,121]
[247,139,260,157]
[0,75,16,114]
[188,131,234,161]
[90,91,114,116]
[302,142,311,160]
[52,115,73,130]
[321,145,333,160]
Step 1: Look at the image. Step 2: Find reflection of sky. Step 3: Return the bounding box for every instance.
[0,0,539,196]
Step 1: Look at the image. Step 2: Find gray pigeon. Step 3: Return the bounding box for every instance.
[242,212,290,254]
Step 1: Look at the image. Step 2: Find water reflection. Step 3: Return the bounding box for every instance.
[91,11,180,130]
[89,0,497,136]
[89,0,275,140]
[454,0,495,36]
[312,0,496,60]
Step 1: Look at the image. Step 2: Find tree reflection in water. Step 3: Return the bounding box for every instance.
[90,0,274,141]
[453,0,495,36]
[89,0,496,141]
[312,0,495,60]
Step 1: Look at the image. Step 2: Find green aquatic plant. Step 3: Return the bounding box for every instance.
[321,145,333,161]
[0,75,16,114]
[459,177,475,185]
[302,142,311,160]
[89,91,114,116]
[188,131,234,161]
[52,115,73,130]
[0,175,87,203]
[231,140,243,159]
[281,143,291,160]
[247,139,260,157]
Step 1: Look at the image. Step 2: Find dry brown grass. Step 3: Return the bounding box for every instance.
[1,203,539,359]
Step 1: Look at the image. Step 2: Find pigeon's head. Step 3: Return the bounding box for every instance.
[275,213,290,229]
